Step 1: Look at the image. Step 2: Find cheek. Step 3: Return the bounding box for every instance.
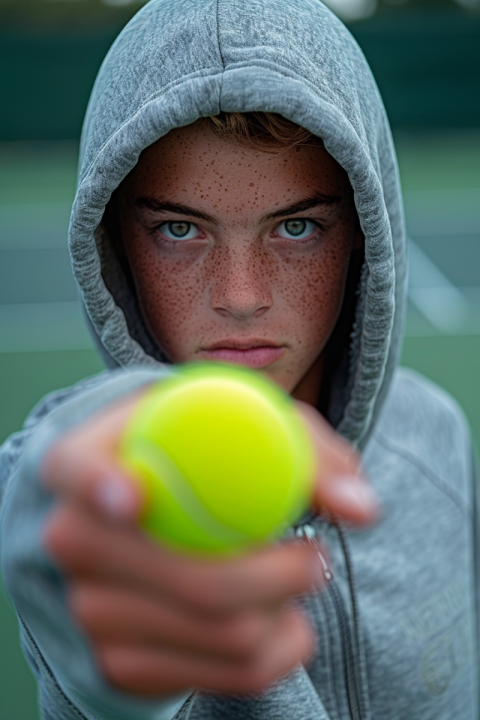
[275,229,352,347]
[128,243,207,359]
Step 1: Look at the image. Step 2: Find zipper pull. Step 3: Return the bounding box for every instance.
[296,523,333,582]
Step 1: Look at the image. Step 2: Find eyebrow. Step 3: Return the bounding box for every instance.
[262,193,341,222]
[135,191,341,224]
[135,197,215,223]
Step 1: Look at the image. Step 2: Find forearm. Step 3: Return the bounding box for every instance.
[0,366,188,720]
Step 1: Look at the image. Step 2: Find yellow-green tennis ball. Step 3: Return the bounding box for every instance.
[120,363,316,556]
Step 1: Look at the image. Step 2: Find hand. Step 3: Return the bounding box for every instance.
[295,400,380,525]
[41,391,378,697]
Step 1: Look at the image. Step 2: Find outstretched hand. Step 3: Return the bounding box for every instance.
[41,390,378,697]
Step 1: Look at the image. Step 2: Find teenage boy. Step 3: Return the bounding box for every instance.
[1,1,477,719]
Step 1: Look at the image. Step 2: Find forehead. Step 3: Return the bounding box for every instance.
[126,120,351,202]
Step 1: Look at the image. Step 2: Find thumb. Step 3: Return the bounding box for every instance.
[41,395,144,524]
[296,402,380,525]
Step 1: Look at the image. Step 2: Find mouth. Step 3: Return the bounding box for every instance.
[200,339,285,369]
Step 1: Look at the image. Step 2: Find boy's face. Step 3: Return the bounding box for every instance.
[116,121,362,404]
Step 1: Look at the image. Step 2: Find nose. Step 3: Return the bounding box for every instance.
[209,243,273,321]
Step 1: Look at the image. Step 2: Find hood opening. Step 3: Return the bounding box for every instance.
[71,0,407,448]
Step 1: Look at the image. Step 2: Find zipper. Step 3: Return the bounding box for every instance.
[296,523,363,720]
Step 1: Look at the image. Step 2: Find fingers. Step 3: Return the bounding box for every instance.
[41,393,145,523]
[96,609,314,696]
[42,387,378,533]
[296,402,380,524]
[70,582,281,660]
[44,504,323,612]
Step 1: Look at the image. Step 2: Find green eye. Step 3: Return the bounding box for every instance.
[276,219,317,240]
[169,222,190,237]
[285,220,307,236]
[159,222,199,240]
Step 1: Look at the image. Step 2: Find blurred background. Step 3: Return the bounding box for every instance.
[0,0,479,716]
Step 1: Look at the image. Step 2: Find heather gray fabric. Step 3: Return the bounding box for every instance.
[0,1,478,719]
[1,370,477,720]
[73,0,406,450]
[0,369,189,720]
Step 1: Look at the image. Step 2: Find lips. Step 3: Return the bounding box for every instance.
[200,340,285,369]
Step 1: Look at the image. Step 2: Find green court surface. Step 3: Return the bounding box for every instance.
[0,127,479,716]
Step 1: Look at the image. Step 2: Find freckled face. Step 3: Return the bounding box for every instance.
[116,121,362,404]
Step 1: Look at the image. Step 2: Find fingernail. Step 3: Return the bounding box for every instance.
[94,475,138,521]
[328,476,380,515]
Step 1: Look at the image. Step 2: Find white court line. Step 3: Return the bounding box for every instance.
[407,238,480,336]
[407,239,472,333]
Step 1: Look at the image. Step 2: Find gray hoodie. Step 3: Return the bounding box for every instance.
[0,1,478,719]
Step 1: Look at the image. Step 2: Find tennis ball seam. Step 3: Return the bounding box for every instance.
[131,438,251,546]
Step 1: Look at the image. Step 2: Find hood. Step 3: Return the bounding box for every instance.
[71,0,407,449]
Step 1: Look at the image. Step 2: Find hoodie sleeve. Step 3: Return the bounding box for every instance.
[0,368,189,720]
[170,669,333,719]
[471,450,480,669]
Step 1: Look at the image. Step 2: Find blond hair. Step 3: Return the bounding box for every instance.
[207,112,317,151]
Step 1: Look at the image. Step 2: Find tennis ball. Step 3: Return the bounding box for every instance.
[119,363,316,556]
